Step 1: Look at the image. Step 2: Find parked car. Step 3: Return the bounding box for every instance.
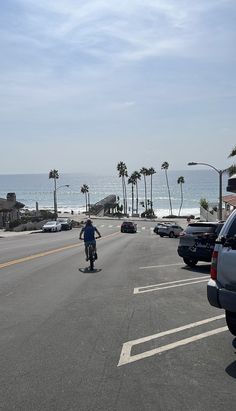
[178,221,224,267]
[153,222,171,234]
[121,221,137,233]
[57,217,73,230]
[42,220,62,232]
[158,223,183,238]
[207,210,236,335]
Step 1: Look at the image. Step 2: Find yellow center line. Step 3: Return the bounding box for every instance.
[0,231,120,269]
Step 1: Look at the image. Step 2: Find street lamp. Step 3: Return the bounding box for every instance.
[54,184,70,219]
[188,162,227,220]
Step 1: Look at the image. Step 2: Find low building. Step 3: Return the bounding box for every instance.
[0,193,25,228]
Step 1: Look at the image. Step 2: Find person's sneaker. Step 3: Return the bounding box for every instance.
[94,253,98,260]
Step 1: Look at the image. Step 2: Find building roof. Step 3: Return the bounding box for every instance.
[222,195,236,207]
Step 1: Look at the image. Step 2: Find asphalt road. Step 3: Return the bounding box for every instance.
[0,219,236,411]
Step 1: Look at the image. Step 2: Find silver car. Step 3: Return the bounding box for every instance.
[42,220,62,232]
[158,223,183,238]
[207,210,236,335]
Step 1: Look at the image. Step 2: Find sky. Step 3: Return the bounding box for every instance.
[0,0,236,175]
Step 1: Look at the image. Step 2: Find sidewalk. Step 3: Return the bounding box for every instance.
[0,229,42,238]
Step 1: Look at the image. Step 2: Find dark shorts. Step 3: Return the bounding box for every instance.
[85,240,96,247]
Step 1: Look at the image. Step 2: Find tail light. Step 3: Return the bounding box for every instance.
[210,251,218,279]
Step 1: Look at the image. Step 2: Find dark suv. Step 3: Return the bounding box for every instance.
[121,221,137,233]
[57,218,73,230]
[177,221,224,267]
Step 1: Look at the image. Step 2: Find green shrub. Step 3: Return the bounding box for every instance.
[200,198,209,210]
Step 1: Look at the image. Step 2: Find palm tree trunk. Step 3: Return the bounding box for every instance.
[165,170,173,215]
[136,183,139,214]
[122,177,126,214]
[124,179,127,214]
[150,174,153,213]
[144,176,147,211]
[131,184,134,216]
[54,178,57,218]
[178,184,183,216]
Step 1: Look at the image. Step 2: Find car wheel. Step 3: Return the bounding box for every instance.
[183,257,198,267]
[226,311,236,336]
[169,231,174,238]
[159,234,164,237]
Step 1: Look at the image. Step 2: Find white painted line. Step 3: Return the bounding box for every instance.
[140,263,183,269]
[118,315,226,366]
[100,225,105,228]
[142,227,146,230]
[134,275,209,294]
[109,225,113,228]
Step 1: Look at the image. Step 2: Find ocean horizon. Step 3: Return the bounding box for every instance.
[0,170,229,218]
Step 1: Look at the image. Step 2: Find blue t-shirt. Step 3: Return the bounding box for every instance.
[82,225,96,242]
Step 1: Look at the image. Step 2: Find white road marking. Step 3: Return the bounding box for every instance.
[134,275,209,294]
[100,225,105,228]
[118,315,226,366]
[142,227,146,230]
[140,263,184,269]
[109,225,113,228]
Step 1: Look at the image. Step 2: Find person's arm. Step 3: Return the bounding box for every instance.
[95,227,101,238]
[79,227,84,240]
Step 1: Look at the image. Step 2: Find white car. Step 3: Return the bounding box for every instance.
[158,223,183,238]
[42,220,62,232]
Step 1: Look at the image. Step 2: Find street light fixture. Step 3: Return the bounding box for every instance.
[54,184,70,219]
[187,162,227,220]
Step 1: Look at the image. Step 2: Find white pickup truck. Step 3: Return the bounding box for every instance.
[207,209,236,336]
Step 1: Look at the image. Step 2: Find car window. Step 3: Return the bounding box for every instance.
[226,219,236,238]
[216,223,224,235]
[185,225,216,234]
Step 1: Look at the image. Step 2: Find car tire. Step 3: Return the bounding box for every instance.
[226,311,236,336]
[159,234,164,237]
[183,257,198,267]
[169,231,174,238]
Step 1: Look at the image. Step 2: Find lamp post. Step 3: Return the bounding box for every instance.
[188,162,227,220]
[54,184,70,219]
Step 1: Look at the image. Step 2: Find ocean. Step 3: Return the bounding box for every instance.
[0,170,229,218]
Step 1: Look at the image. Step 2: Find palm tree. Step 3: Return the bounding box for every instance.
[148,167,156,214]
[128,175,136,216]
[131,171,141,214]
[228,146,236,176]
[81,184,89,213]
[140,167,149,212]
[49,169,59,218]
[117,162,128,214]
[177,176,185,217]
[161,161,173,216]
